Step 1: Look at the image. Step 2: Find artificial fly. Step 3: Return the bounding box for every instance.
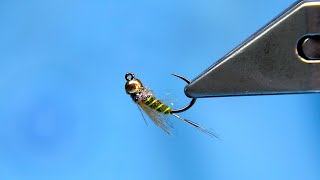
[125,72,219,139]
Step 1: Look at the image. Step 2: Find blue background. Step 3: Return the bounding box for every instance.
[0,0,319,179]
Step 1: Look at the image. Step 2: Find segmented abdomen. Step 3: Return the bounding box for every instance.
[144,96,171,114]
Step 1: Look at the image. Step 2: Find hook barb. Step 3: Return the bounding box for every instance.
[170,74,197,113]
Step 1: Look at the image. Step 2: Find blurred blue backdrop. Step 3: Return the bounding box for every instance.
[0,0,320,179]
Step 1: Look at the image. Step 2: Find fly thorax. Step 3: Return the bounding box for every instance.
[135,88,152,102]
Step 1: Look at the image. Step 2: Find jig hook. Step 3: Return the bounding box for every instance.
[125,72,216,138]
[170,74,197,113]
[125,72,196,113]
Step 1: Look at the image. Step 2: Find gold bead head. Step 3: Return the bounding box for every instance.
[125,78,143,94]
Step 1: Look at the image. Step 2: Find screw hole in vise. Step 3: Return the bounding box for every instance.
[296,34,320,63]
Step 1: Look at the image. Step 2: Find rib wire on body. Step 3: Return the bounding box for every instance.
[132,87,173,135]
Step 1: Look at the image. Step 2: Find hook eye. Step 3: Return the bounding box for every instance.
[125,72,135,81]
[296,34,320,63]
[170,74,197,113]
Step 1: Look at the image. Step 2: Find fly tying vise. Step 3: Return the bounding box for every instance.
[125,72,218,138]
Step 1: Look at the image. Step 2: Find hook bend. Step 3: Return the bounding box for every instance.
[170,74,197,113]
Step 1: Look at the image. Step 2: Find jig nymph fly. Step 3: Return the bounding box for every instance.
[125,72,218,138]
